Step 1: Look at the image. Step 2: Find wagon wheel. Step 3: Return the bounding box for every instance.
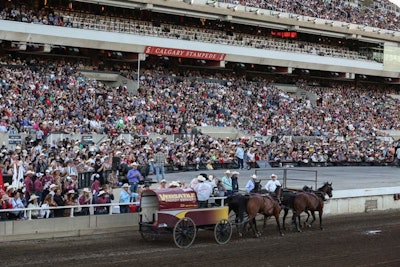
[214,219,233,245]
[173,217,196,248]
[140,224,160,242]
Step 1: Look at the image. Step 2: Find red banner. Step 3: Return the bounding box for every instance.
[144,46,226,61]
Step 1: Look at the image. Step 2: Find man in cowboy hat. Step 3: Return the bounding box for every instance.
[95,190,109,214]
[221,170,233,196]
[126,162,142,193]
[245,174,259,193]
[265,174,281,193]
[194,175,213,208]
[119,183,139,214]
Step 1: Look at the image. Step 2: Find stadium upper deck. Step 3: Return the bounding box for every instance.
[0,0,399,82]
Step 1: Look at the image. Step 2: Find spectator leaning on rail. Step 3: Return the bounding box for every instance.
[194,175,213,208]
[119,183,139,214]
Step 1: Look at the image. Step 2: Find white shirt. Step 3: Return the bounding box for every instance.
[245,179,255,193]
[265,179,281,193]
[194,182,213,201]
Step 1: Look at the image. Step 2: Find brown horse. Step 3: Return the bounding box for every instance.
[246,186,283,237]
[292,182,333,232]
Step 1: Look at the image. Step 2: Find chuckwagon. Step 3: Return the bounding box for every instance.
[139,188,232,248]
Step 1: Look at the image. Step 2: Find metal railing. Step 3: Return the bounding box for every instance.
[0,196,228,221]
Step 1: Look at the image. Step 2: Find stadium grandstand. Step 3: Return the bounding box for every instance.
[0,0,400,215]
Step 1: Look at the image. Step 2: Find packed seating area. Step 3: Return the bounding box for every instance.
[220,0,400,31]
[0,54,399,174]
[0,1,386,62]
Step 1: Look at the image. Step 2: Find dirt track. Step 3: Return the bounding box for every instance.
[1,210,399,267]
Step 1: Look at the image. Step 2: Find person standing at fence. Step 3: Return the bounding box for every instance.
[119,183,139,213]
[95,190,109,214]
[154,147,166,182]
[53,189,66,217]
[235,143,245,170]
[221,170,233,196]
[33,172,44,204]
[91,174,101,204]
[78,188,92,215]
[127,162,142,193]
[23,170,35,205]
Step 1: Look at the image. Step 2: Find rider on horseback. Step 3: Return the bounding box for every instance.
[265,174,282,205]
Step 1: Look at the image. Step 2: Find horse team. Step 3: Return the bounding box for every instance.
[227,182,333,237]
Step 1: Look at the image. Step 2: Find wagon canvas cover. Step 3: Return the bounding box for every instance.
[142,188,198,210]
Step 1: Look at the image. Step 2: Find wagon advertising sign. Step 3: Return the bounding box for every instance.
[156,189,198,210]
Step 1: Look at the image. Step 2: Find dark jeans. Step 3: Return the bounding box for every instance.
[198,200,208,208]
[120,205,129,214]
[237,158,244,169]
[130,182,138,193]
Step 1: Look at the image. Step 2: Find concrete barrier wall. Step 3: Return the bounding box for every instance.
[1,187,400,241]
[325,186,400,215]
[0,213,139,242]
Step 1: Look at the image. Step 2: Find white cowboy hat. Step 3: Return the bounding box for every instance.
[197,175,206,182]
[270,174,277,178]
[224,170,231,174]
[232,171,240,175]
[169,181,180,187]
[251,174,257,179]
[122,183,130,188]
[29,195,39,202]
[83,188,91,193]
[67,189,76,195]
[98,190,106,197]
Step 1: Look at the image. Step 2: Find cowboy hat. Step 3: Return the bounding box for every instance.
[122,183,130,188]
[232,171,240,175]
[224,170,231,174]
[98,190,106,197]
[83,188,91,193]
[251,174,257,179]
[270,174,277,178]
[29,195,39,202]
[67,189,76,195]
[197,175,206,182]
[169,181,180,188]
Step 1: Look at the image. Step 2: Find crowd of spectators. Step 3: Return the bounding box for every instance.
[0,0,400,221]
[221,0,400,31]
[0,2,389,62]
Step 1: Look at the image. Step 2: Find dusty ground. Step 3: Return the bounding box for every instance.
[1,210,399,267]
